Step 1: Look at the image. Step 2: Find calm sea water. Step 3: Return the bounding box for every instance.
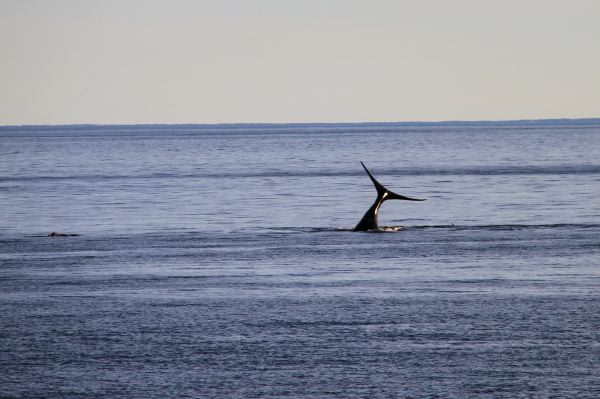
[1,122,600,398]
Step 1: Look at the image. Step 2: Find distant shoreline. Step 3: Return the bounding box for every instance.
[1,118,600,130]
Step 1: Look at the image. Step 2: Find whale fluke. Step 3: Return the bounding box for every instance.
[354,162,424,231]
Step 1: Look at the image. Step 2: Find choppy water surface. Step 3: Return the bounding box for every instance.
[1,122,600,398]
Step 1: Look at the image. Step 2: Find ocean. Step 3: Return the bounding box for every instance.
[1,122,600,398]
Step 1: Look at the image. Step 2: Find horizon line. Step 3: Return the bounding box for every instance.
[1,117,600,129]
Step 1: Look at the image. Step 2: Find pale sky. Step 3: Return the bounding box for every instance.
[1,0,599,125]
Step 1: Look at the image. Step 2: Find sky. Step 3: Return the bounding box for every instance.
[1,0,599,125]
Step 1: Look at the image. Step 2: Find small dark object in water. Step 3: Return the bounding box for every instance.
[47,232,79,237]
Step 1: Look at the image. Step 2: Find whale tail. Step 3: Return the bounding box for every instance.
[360,161,424,202]
[354,162,424,231]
